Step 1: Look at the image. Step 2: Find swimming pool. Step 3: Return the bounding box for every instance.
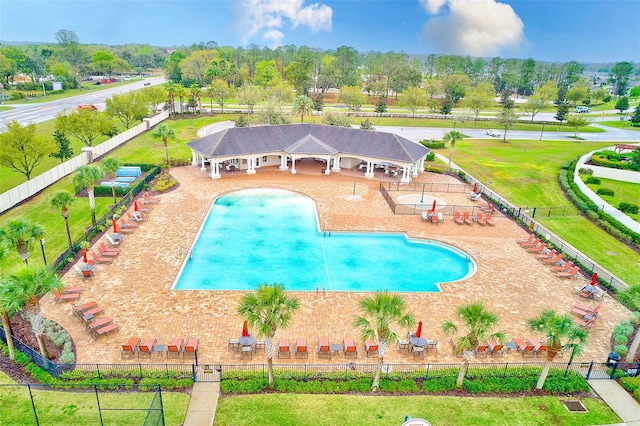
[173,188,475,292]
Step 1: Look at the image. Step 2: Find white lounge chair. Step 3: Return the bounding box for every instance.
[421,211,429,222]
[105,234,120,246]
[467,192,481,201]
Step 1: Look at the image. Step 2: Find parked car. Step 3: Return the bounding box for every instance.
[77,104,97,111]
[486,129,502,137]
[574,106,590,113]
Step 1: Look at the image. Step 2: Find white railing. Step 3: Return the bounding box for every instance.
[0,111,169,214]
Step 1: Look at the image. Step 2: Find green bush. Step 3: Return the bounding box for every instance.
[152,173,178,192]
[614,345,629,357]
[586,210,600,220]
[578,168,594,175]
[585,176,601,185]
[423,377,456,393]
[379,379,420,394]
[619,202,639,214]
[221,378,269,394]
[613,333,629,346]
[420,139,445,149]
[620,376,640,403]
[425,152,436,161]
[597,187,615,196]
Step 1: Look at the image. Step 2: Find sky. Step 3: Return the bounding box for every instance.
[1,0,638,64]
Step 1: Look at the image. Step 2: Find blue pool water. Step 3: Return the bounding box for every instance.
[173,188,475,292]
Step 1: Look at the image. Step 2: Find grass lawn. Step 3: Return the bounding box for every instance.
[449,138,640,286]
[214,393,621,426]
[582,176,640,223]
[598,121,640,131]
[0,371,190,426]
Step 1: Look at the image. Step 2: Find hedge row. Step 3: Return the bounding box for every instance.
[220,368,589,395]
[620,376,640,402]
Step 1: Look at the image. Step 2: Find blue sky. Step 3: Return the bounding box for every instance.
[1,0,638,63]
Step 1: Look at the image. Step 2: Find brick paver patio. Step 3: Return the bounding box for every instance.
[40,162,631,366]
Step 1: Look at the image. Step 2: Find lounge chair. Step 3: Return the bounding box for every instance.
[463,212,474,225]
[365,340,379,357]
[474,344,490,357]
[72,301,98,317]
[513,338,535,357]
[97,246,119,258]
[454,211,464,225]
[421,211,429,222]
[526,242,547,253]
[431,214,439,225]
[92,323,119,340]
[53,288,80,303]
[467,192,481,201]
[437,212,444,223]
[480,202,495,213]
[536,249,556,260]
[517,234,535,245]
[121,337,140,358]
[119,218,138,229]
[81,305,104,321]
[99,242,120,254]
[61,286,83,294]
[128,211,145,222]
[574,315,597,328]
[556,266,580,278]
[476,212,486,226]
[184,338,199,359]
[485,213,495,226]
[520,237,540,248]
[487,339,504,357]
[542,253,563,265]
[138,338,157,358]
[551,260,573,272]
[317,338,331,359]
[572,303,602,317]
[278,338,291,358]
[167,338,184,359]
[73,264,94,278]
[295,338,308,358]
[105,234,120,246]
[91,251,113,264]
[86,317,112,332]
[529,338,547,357]
[343,338,358,358]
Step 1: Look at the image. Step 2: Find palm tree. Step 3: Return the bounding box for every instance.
[174,84,187,115]
[442,301,506,387]
[443,130,464,172]
[8,266,63,358]
[101,157,121,205]
[152,123,176,168]
[73,165,103,225]
[50,191,75,250]
[164,80,177,114]
[292,95,314,123]
[0,218,44,265]
[236,283,300,388]
[0,275,24,361]
[353,291,415,392]
[527,310,588,389]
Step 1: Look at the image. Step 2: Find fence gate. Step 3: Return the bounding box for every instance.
[194,364,222,382]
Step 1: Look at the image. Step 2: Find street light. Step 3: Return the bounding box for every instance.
[420,183,426,204]
[539,122,545,141]
[40,238,47,266]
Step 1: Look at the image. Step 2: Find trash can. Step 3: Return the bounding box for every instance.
[606,352,621,368]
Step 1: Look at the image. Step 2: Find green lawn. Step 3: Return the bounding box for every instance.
[583,176,640,222]
[215,393,620,426]
[450,139,640,286]
[0,371,189,425]
[598,120,640,131]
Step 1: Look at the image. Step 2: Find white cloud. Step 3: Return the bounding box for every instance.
[234,0,332,47]
[419,0,524,56]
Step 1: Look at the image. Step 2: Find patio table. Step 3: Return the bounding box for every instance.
[410,337,427,347]
[238,335,256,347]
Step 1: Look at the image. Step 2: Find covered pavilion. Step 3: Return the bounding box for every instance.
[186,123,431,183]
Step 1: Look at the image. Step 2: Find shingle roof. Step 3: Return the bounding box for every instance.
[187,124,429,163]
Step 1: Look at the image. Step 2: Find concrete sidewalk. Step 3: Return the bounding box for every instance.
[588,379,640,426]
[182,382,220,426]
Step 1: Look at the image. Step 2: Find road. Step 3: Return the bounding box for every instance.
[0,76,166,132]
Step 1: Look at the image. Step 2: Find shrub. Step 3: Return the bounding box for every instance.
[152,173,178,192]
[614,320,634,337]
[619,202,639,214]
[420,140,445,149]
[578,168,594,175]
[585,176,601,185]
[613,333,629,346]
[425,152,435,161]
[614,344,629,357]
[597,187,615,196]
[586,210,599,221]
[422,377,456,393]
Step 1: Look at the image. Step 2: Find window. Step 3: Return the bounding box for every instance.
[262,156,268,162]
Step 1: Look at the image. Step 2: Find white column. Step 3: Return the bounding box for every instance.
[332,156,341,171]
[279,155,288,170]
[191,150,198,166]
[200,156,206,172]
[412,161,419,178]
[291,157,297,174]
[247,157,256,175]
[419,158,425,171]
[365,160,374,178]
[325,155,331,175]
[211,161,221,179]
[401,166,411,183]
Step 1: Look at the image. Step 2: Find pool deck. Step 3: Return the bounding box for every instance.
[41,162,632,366]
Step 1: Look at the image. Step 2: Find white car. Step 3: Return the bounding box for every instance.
[486,129,502,137]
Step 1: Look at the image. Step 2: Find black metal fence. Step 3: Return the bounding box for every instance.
[0,383,165,426]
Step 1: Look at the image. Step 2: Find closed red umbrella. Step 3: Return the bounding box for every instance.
[590,272,598,286]
[472,182,477,193]
[134,201,139,212]
[430,200,436,212]
[241,321,249,337]
[112,217,118,234]
[415,321,422,338]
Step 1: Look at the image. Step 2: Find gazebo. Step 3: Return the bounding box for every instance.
[186,123,430,183]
